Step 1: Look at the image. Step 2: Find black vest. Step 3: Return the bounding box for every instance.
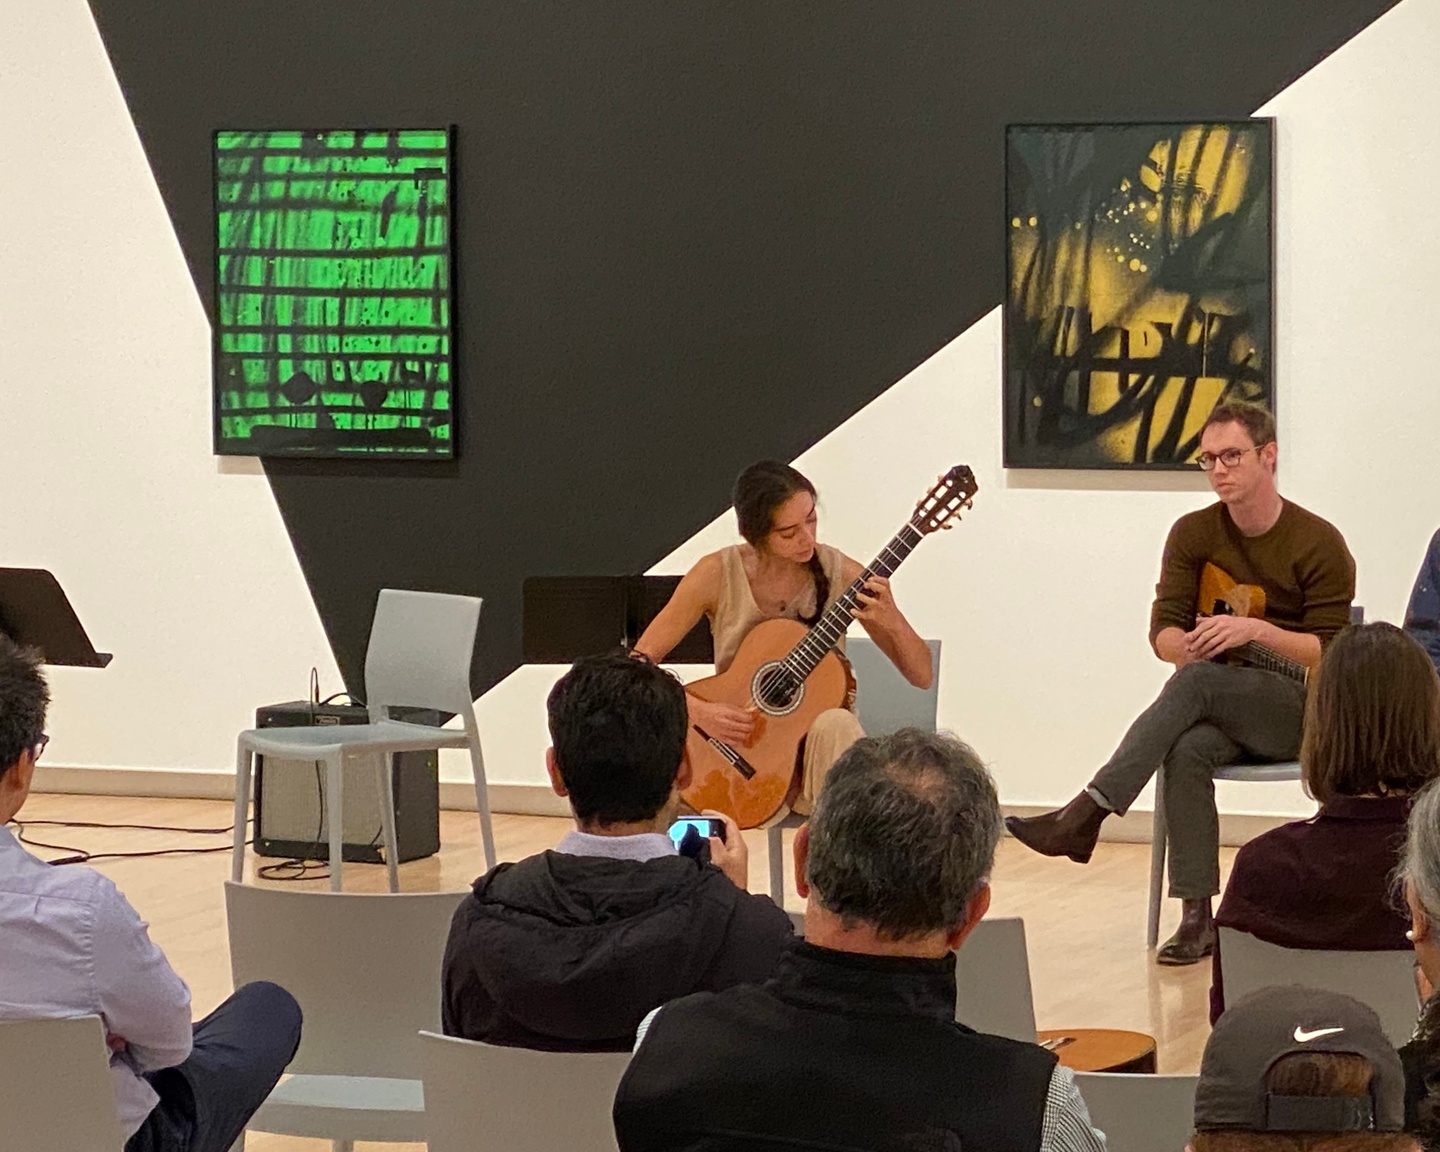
[614,941,1057,1152]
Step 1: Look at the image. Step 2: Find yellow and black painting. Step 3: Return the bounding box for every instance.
[1004,121,1273,469]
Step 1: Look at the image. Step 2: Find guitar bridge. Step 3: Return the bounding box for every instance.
[693,726,757,780]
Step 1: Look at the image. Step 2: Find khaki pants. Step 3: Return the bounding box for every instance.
[788,708,866,816]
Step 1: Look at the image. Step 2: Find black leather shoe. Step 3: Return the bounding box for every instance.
[1156,899,1215,966]
[1004,792,1108,864]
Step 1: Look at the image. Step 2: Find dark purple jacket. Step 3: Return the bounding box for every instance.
[1211,794,1412,1022]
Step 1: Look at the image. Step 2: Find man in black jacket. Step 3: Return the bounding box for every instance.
[614,730,1107,1152]
[441,652,793,1052]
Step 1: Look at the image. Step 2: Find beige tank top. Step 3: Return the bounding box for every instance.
[708,543,849,674]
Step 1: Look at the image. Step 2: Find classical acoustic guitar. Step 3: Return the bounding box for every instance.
[681,466,979,829]
[1196,562,1310,684]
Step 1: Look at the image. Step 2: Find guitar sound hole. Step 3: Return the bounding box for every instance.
[757,667,800,711]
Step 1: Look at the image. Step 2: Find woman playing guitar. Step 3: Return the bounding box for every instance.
[634,460,934,816]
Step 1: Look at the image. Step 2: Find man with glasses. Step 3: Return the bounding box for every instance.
[1007,401,1354,965]
[0,635,303,1152]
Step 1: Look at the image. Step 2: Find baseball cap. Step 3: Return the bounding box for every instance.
[1194,985,1406,1133]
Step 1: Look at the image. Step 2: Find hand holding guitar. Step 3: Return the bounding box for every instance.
[688,696,756,746]
[852,575,902,630]
[1185,614,1267,661]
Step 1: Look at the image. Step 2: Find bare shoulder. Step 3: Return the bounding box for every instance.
[680,550,727,600]
[835,550,865,583]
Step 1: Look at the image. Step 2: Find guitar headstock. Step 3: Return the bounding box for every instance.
[912,465,978,534]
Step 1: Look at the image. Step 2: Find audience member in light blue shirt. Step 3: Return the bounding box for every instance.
[0,636,302,1152]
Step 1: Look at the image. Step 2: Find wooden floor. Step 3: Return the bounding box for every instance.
[12,793,1235,1151]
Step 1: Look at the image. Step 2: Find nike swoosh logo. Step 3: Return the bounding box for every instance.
[1293,1026,1345,1043]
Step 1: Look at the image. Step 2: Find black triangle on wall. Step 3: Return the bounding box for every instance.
[88,0,1398,696]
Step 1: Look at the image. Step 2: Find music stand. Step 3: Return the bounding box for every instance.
[522,575,714,664]
[0,569,111,667]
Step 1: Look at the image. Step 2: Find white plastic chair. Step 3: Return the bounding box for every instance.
[953,916,1038,1043]
[0,1015,124,1152]
[1217,927,1419,1046]
[788,911,1038,1043]
[767,638,942,901]
[1073,1072,1198,1152]
[419,1033,629,1152]
[224,881,467,1151]
[232,588,494,892]
[1147,759,1300,948]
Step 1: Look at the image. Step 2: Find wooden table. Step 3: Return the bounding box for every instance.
[1036,1028,1158,1074]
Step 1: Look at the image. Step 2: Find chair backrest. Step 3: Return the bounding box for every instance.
[1072,1072,1198,1152]
[848,637,942,735]
[364,589,483,720]
[420,1032,629,1152]
[953,916,1038,1043]
[0,1015,125,1152]
[1218,927,1419,1047]
[225,882,466,1077]
[779,911,1035,1043]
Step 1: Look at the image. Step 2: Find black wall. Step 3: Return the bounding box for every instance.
[89,0,1398,694]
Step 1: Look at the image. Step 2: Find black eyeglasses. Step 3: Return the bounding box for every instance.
[1197,444,1269,471]
[32,734,49,761]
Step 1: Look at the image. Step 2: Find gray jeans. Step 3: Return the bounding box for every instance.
[1089,661,1306,900]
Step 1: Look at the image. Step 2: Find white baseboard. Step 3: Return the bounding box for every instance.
[34,766,1285,841]
[33,765,239,801]
[32,764,572,818]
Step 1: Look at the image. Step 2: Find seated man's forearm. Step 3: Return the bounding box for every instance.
[1256,623,1322,668]
[1153,627,1192,668]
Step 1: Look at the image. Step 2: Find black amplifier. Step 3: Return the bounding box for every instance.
[253,700,441,864]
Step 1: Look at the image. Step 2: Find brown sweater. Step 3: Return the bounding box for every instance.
[1149,499,1355,652]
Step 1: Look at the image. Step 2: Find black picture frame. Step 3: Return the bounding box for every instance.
[1003,119,1275,470]
[211,126,459,459]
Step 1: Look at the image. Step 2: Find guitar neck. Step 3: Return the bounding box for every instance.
[781,519,925,680]
[1234,640,1309,684]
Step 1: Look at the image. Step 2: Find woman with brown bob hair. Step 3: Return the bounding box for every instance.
[1209,622,1440,1022]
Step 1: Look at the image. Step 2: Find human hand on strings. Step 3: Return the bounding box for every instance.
[852,576,901,631]
[689,696,756,747]
[1185,614,1265,661]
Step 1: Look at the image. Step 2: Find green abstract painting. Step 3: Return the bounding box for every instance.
[213,129,455,457]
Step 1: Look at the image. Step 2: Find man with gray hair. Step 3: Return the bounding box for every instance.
[613,729,1107,1152]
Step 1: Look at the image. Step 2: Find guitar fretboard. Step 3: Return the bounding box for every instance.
[779,518,926,681]
[1234,640,1309,684]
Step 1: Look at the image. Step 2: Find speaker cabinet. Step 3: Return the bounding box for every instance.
[253,700,441,864]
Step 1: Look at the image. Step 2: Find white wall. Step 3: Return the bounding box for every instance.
[7,0,1438,817]
[466,0,1440,817]
[0,1,342,775]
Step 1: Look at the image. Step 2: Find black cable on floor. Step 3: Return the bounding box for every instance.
[6,818,251,865]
